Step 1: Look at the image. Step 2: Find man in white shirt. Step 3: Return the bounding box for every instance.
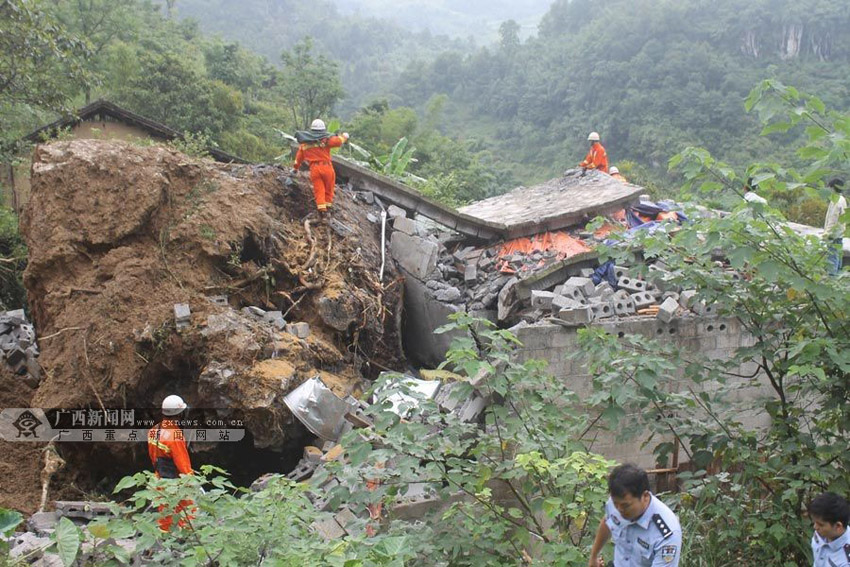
[824,178,847,275]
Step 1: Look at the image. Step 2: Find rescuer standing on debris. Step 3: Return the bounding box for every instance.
[824,177,846,275]
[293,119,349,220]
[588,464,681,567]
[809,492,850,567]
[580,131,609,175]
[609,166,627,183]
[148,394,194,531]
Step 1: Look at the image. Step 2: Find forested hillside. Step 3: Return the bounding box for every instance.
[388,0,850,190]
[145,0,850,213]
[160,0,472,113]
[5,0,850,213]
[333,0,551,42]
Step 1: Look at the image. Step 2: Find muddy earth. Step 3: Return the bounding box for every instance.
[1,139,404,513]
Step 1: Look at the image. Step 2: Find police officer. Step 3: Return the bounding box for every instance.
[809,492,850,567]
[588,464,682,567]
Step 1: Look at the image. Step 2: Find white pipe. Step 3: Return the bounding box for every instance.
[379,210,387,282]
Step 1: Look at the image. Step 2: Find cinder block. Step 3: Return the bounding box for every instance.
[631,292,656,310]
[531,290,556,310]
[5,309,26,324]
[590,301,614,320]
[54,501,113,521]
[286,459,319,481]
[564,277,595,296]
[614,265,630,280]
[656,297,679,323]
[617,276,647,293]
[464,263,478,283]
[614,289,631,300]
[557,284,588,303]
[556,306,593,326]
[647,265,680,293]
[552,295,583,312]
[579,268,595,278]
[679,290,698,310]
[594,282,615,299]
[613,297,636,316]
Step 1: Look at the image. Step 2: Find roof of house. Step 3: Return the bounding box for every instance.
[24,99,248,164]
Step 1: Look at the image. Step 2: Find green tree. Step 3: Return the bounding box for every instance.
[278,37,345,130]
[52,0,136,102]
[0,0,90,110]
[577,81,850,565]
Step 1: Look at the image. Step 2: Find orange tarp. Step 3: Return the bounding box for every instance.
[495,231,592,273]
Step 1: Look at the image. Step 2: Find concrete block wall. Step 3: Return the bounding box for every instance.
[513,315,772,468]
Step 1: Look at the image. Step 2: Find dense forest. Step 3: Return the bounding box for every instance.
[152,0,850,214]
[4,0,850,212]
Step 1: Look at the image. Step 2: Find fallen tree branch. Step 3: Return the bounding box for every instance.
[302,218,318,270]
[39,326,85,342]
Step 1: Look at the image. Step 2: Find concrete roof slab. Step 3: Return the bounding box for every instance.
[459,169,644,238]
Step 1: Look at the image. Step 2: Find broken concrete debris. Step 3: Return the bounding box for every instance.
[272,370,494,540]
[0,309,41,386]
[285,322,310,339]
[173,303,191,330]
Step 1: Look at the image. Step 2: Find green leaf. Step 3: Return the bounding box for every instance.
[112,475,139,493]
[761,122,792,135]
[56,517,81,567]
[0,508,22,536]
[88,523,110,540]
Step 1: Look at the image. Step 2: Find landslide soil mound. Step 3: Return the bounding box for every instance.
[3,139,403,512]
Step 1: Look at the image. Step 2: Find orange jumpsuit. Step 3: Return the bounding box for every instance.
[293,135,347,212]
[579,142,609,173]
[148,419,194,531]
[611,172,627,183]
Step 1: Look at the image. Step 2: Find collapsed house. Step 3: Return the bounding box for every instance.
[2,142,817,557]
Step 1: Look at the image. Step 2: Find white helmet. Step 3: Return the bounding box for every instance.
[161,395,187,416]
[609,166,619,175]
[310,119,326,131]
[587,132,600,141]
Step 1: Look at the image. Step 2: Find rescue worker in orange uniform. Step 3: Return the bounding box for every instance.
[579,131,609,174]
[293,119,350,219]
[148,394,194,532]
[609,166,627,183]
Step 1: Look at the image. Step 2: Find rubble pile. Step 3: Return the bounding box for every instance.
[262,370,492,540]
[3,139,405,513]
[0,309,41,387]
